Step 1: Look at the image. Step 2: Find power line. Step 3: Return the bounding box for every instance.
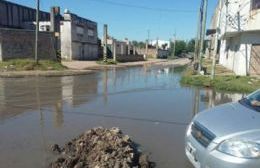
[86,0,197,13]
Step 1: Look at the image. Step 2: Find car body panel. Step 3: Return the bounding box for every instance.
[185,94,260,168]
[193,102,260,140]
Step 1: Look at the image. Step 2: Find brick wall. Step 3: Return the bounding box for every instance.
[136,48,169,59]
[116,55,145,62]
[136,48,157,58]
[0,28,56,61]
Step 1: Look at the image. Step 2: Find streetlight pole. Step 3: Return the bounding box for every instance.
[35,0,40,64]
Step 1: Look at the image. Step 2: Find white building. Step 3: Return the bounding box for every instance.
[150,40,171,50]
[209,0,260,76]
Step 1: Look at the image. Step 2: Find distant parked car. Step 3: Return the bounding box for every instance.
[185,89,260,168]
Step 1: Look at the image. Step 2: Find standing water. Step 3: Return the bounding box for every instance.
[0,64,244,168]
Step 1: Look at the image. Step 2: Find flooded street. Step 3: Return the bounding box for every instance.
[0,65,244,168]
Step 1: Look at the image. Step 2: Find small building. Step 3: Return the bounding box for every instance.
[0,1,99,61]
[60,11,99,61]
[208,0,260,76]
[0,0,50,29]
[135,39,170,59]
[37,10,99,61]
[107,38,133,56]
[0,0,56,61]
[105,37,145,62]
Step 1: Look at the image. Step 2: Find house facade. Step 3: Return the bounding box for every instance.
[0,1,99,61]
[210,0,260,76]
[60,11,99,60]
[0,0,56,61]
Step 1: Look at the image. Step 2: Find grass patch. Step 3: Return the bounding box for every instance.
[96,59,117,65]
[181,67,260,93]
[0,59,67,71]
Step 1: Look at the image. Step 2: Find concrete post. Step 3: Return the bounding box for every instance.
[103,24,108,62]
[50,6,61,61]
[128,43,131,55]
[156,37,159,50]
[198,0,208,73]
[35,0,40,64]
[145,40,148,58]
[133,47,136,55]
[121,43,124,55]
[211,3,222,79]
[156,37,159,58]
[113,40,117,62]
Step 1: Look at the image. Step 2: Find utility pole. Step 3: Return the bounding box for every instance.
[198,0,208,73]
[194,9,202,64]
[147,29,150,44]
[103,24,108,62]
[237,5,241,31]
[35,0,40,64]
[145,40,148,59]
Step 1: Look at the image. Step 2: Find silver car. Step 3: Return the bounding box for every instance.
[185,89,260,168]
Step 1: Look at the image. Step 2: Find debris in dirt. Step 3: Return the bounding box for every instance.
[49,127,154,168]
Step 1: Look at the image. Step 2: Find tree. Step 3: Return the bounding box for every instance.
[187,39,195,53]
[175,40,187,56]
[162,43,168,50]
[170,39,196,57]
[132,41,138,47]
[132,41,146,48]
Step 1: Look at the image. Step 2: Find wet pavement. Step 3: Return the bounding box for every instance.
[0,64,244,168]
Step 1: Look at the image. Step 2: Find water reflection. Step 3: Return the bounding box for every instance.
[0,65,246,168]
[191,89,247,116]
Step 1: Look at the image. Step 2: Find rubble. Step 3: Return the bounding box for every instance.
[49,127,154,168]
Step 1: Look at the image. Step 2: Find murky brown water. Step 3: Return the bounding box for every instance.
[0,65,244,168]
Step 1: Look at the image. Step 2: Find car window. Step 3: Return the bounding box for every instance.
[239,90,260,112]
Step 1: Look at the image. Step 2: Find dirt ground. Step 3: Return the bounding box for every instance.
[49,127,154,168]
[62,58,190,70]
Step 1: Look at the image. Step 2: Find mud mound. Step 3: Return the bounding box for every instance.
[49,127,154,168]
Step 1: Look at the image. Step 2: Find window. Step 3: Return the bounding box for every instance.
[88,29,94,37]
[76,26,84,35]
[252,0,260,10]
[46,25,50,31]
[239,90,260,112]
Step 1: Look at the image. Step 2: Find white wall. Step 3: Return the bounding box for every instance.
[150,40,170,50]
[219,36,252,76]
[61,21,72,60]
[216,0,260,76]
[219,0,252,35]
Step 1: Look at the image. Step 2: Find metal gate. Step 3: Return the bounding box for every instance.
[250,44,260,75]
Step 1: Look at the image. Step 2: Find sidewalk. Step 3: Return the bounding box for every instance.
[0,58,190,78]
[61,59,167,70]
[0,70,93,78]
[62,58,190,70]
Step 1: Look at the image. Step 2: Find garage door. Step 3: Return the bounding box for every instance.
[250,44,260,75]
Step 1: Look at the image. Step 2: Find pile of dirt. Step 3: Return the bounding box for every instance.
[49,127,154,168]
